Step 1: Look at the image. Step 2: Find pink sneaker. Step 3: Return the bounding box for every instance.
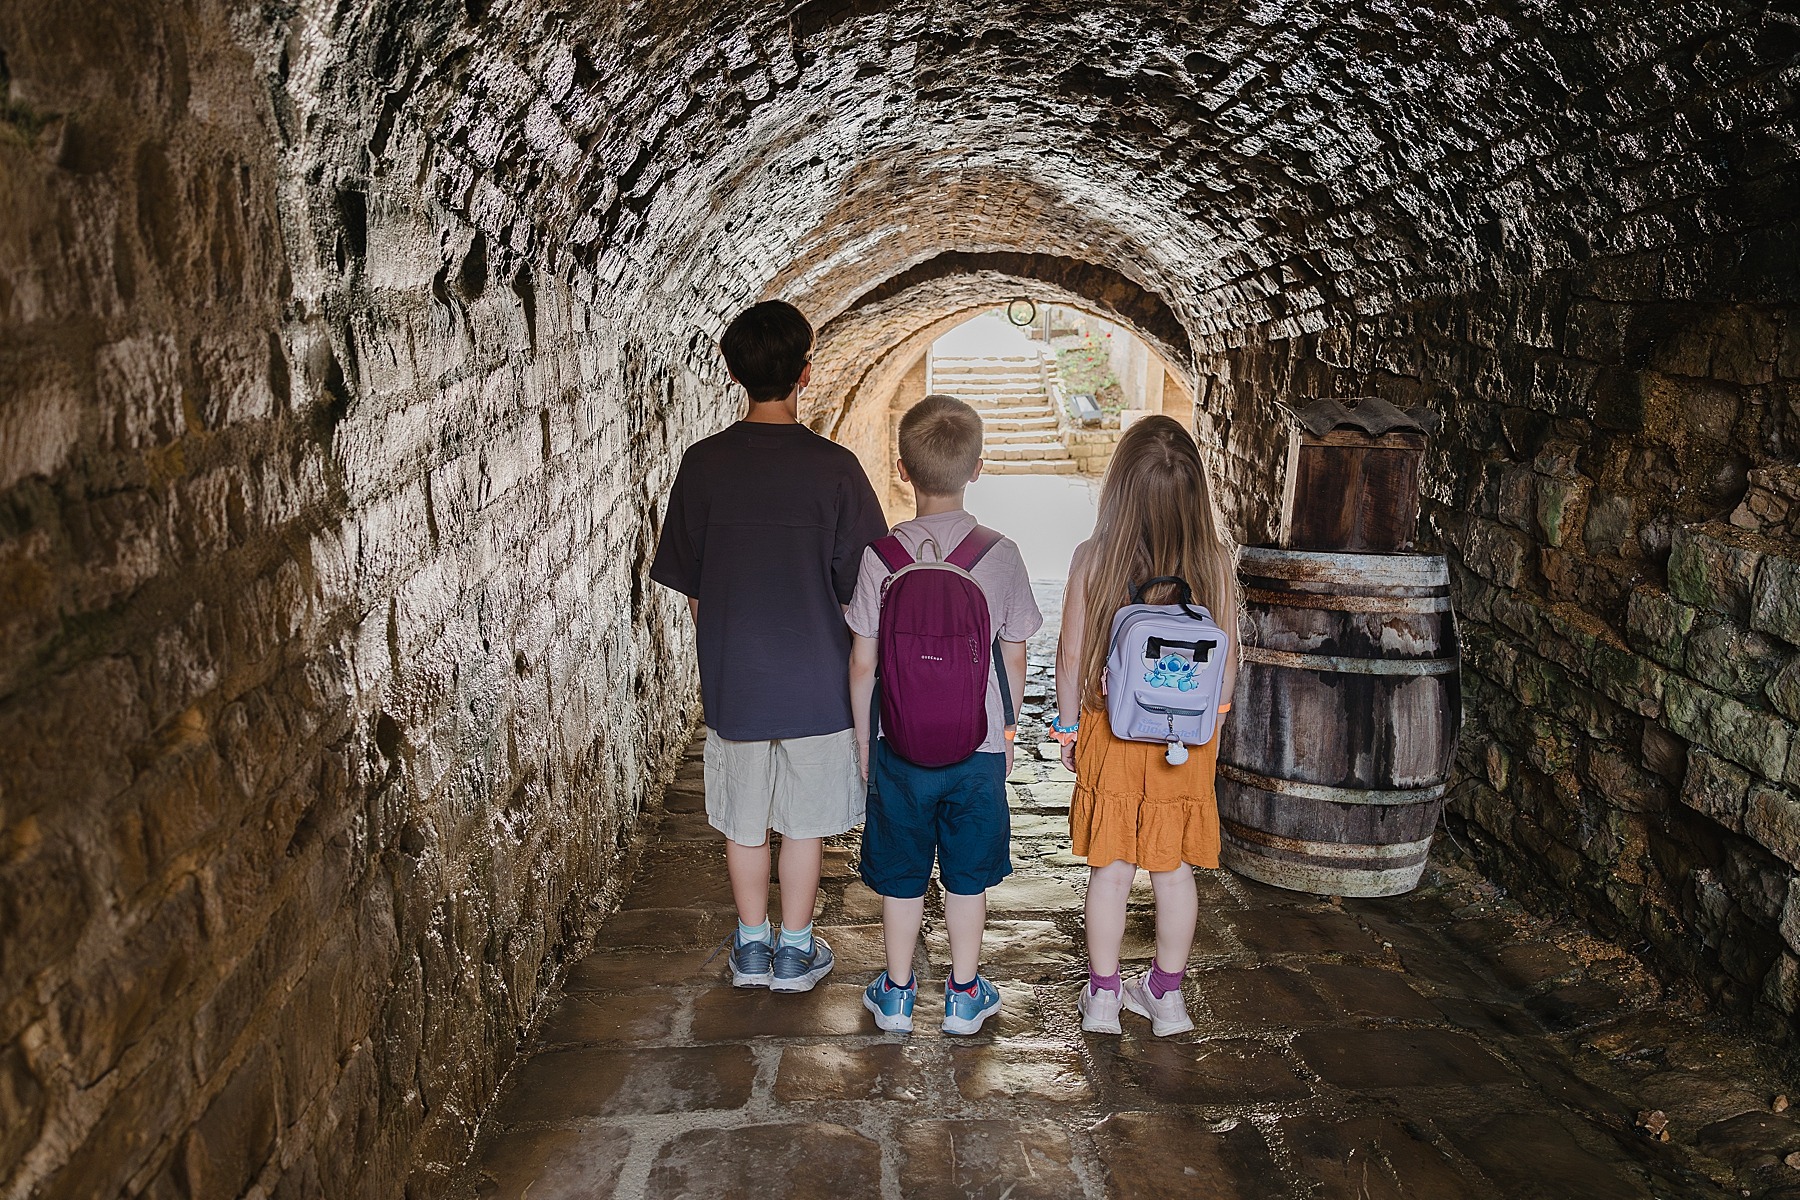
[1077,983,1123,1034]
[1122,971,1194,1037]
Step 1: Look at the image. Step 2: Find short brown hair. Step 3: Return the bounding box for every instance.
[720,301,812,402]
[899,394,984,495]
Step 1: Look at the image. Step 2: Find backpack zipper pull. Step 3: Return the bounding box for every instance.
[1164,716,1188,766]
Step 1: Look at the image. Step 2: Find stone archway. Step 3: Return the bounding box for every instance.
[803,254,1193,495]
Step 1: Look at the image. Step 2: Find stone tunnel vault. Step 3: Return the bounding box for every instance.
[1,0,1797,1196]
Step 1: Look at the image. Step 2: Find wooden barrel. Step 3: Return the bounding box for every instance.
[1218,547,1461,897]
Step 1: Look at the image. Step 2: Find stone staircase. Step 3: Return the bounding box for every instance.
[929,352,1077,474]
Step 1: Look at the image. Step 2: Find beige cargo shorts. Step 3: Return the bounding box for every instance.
[702,727,865,846]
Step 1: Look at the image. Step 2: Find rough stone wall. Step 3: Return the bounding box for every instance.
[0,3,702,1197]
[1160,367,1195,429]
[890,355,930,515]
[1195,229,1800,1044]
[1064,428,1123,477]
[825,310,966,516]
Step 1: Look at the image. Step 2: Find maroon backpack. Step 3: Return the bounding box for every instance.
[871,526,1015,767]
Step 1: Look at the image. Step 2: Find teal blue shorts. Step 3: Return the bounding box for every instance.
[861,740,1011,898]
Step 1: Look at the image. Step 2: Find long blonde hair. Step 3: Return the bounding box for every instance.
[1078,415,1238,711]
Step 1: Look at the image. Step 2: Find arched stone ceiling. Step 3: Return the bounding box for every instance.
[292,0,1788,384]
[836,252,1190,366]
[298,2,1785,325]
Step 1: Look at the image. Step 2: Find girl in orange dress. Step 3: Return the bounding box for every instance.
[1050,415,1238,1036]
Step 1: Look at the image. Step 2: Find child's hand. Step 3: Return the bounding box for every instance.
[857,738,870,781]
[1004,740,1015,777]
[1060,738,1077,773]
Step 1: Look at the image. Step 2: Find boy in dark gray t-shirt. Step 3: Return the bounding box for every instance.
[650,300,887,995]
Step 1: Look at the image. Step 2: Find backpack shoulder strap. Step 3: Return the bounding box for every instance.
[946,525,1004,571]
[952,525,1017,728]
[872,534,912,573]
[992,636,1015,726]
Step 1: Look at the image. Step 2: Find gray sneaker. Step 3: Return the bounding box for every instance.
[728,937,774,988]
[770,935,834,993]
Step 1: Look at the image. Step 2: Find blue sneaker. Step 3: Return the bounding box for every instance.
[728,936,773,988]
[862,971,917,1033]
[770,934,834,993]
[943,975,1001,1035]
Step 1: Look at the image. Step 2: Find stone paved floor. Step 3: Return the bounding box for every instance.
[458,587,1800,1199]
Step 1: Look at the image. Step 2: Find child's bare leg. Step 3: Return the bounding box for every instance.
[777,835,822,933]
[726,838,771,928]
[1084,860,1137,975]
[882,896,925,982]
[1148,866,1198,973]
[943,890,987,983]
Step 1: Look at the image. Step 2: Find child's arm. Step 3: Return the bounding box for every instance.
[1054,541,1092,771]
[1213,570,1238,724]
[849,633,878,779]
[1219,625,1235,716]
[1054,541,1091,727]
[1000,638,1027,775]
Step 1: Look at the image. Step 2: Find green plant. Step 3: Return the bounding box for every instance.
[1055,334,1117,398]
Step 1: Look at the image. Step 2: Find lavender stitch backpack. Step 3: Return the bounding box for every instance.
[1104,576,1229,765]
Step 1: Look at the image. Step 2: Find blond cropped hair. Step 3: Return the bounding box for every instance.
[899,394,984,496]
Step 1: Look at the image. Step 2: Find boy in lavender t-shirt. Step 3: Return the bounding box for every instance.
[846,394,1042,1034]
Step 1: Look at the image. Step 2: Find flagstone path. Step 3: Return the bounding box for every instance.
[457,585,1800,1199]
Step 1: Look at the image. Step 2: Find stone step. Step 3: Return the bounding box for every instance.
[985,443,1072,461]
[934,379,1045,393]
[934,355,1039,366]
[932,370,1042,382]
[980,457,1081,474]
[968,402,1056,416]
[983,417,1059,431]
[985,429,1062,444]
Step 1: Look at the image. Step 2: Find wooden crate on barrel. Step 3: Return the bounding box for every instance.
[1279,397,1436,553]
[1219,396,1460,898]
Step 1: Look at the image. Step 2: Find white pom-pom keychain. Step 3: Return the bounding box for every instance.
[1164,740,1189,766]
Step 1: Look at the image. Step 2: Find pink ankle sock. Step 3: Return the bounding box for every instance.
[1089,969,1121,995]
[1148,961,1185,999]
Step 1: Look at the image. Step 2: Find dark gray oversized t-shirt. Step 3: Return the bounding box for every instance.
[649,421,888,742]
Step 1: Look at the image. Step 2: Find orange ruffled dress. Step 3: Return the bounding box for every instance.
[1069,707,1223,871]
